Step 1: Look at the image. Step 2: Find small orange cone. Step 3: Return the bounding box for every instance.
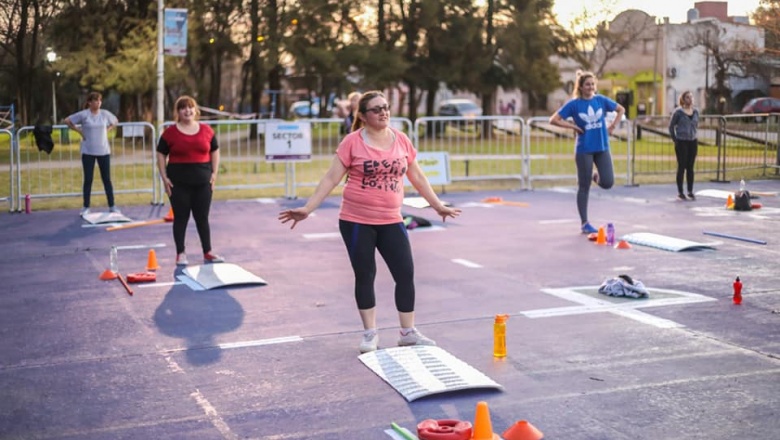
[725,194,733,208]
[502,420,544,440]
[482,197,503,203]
[471,401,500,440]
[146,249,160,271]
[595,226,607,245]
[99,269,118,280]
[164,207,174,222]
[615,240,632,249]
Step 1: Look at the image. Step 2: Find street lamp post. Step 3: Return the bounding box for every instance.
[45,49,57,123]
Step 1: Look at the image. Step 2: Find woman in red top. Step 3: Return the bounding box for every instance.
[279,91,460,353]
[156,96,224,266]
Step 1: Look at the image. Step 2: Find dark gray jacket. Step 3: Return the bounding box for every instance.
[668,108,699,142]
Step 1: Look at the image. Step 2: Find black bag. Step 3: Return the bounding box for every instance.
[33,125,54,154]
[733,190,752,211]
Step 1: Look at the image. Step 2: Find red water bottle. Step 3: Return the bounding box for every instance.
[732,276,742,305]
[24,194,31,214]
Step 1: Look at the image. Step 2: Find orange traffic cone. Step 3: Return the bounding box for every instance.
[471,401,500,440]
[615,240,632,250]
[502,420,544,440]
[164,207,174,222]
[99,269,118,280]
[482,197,503,203]
[146,249,160,271]
[725,194,733,209]
[595,226,607,245]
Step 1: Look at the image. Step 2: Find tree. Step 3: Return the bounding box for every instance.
[752,0,780,55]
[566,3,655,77]
[0,0,59,124]
[677,20,764,113]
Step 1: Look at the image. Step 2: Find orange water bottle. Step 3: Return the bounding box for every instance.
[733,276,742,305]
[493,314,509,358]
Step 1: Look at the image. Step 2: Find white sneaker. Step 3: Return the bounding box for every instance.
[176,253,188,266]
[80,207,90,217]
[359,330,379,353]
[109,206,121,214]
[398,328,436,347]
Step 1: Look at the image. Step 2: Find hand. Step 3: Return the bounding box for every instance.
[162,177,173,196]
[607,124,617,135]
[210,173,217,190]
[432,204,461,222]
[278,208,310,229]
[572,125,584,134]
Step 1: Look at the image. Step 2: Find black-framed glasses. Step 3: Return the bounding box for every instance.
[364,105,390,114]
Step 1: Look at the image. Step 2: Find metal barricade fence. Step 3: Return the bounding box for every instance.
[632,114,779,185]
[1,128,13,211]
[156,118,412,201]
[525,116,633,188]
[719,114,780,180]
[9,114,779,212]
[158,119,289,202]
[412,116,526,188]
[13,122,156,211]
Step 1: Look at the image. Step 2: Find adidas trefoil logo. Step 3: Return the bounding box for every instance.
[578,106,603,131]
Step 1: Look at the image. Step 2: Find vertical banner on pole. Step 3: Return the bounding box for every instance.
[163,8,188,57]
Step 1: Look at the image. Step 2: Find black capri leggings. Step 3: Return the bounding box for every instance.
[339,220,415,312]
[169,182,213,255]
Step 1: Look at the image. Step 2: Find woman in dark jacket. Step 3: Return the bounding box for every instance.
[668,91,700,201]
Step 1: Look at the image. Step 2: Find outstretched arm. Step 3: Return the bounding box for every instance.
[278,156,348,229]
[406,159,461,222]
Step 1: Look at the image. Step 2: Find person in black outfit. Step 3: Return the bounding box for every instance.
[156,96,224,265]
[668,91,699,201]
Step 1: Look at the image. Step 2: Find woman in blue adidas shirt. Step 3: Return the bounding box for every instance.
[549,71,625,234]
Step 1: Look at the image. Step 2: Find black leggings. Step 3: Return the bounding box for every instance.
[81,154,114,208]
[169,182,213,255]
[675,139,698,194]
[339,220,415,312]
[575,151,614,224]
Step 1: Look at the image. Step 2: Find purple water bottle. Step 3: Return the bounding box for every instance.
[606,223,615,246]
[24,194,31,214]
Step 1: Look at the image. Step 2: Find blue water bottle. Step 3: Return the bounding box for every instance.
[606,223,615,246]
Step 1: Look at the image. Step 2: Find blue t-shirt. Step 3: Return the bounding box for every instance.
[557,95,617,154]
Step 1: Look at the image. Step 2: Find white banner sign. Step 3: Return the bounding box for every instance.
[264,122,312,162]
[164,9,188,57]
[405,151,451,186]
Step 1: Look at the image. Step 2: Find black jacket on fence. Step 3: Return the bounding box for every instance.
[33,125,54,154]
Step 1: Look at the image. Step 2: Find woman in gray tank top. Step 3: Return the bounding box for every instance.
[65,92,119,216]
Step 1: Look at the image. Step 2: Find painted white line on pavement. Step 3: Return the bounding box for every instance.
[303,232,341,239]
[116,243,167,250]
[519,286,716,328]
[218,336,304,350]
[539,218,577,224]
[452,258,483,268]
[135,281,182,289]
[191,389,239,440]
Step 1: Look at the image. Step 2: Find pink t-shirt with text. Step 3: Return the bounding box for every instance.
[336,128,417,225]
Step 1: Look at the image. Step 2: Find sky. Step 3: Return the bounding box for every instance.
[553,0,762,27]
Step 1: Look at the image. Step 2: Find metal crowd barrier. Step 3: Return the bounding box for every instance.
[5,114,778,212]
[12,122,156,212]
[630,114,779,185]
[1,128,13,211]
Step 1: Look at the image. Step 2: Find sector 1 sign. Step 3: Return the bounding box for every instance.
[264,122,312,162]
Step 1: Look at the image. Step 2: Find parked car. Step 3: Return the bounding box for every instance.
[438,99,483,118]
[437,99,483,132]
[289,100,320,119]
[741,97,780,114]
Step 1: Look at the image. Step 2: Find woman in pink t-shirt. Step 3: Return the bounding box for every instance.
[279,91,460,353]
